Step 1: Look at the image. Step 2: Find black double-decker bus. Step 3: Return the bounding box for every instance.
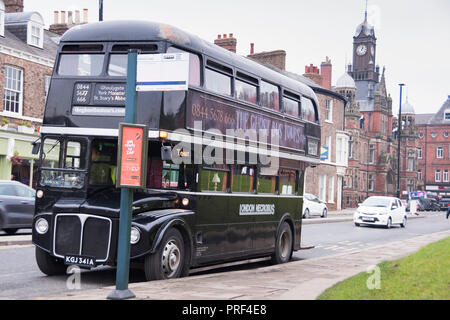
[32,21,321,280]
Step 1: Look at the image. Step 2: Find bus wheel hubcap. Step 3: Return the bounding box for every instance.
[162,240,181,277]
[280,231,290,258]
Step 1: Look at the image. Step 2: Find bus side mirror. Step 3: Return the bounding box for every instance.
[32,141,41,155]
[161,145,172,161]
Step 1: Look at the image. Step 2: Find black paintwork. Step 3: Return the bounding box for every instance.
[34,20,315,272]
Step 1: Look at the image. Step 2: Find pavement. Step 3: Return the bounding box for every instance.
[2,209,447,300]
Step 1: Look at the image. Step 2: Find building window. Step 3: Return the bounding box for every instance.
[0,7,4,37]
[444,110,450,121]
[418,170,422,181]
[328,176,334,203]
[444,132,449,138]
[3,66,23,115]
[407,179,415,193]
[444,170,449,183]
[325,100,333,122]
[418,132,424,138]
[435,170,441,182]
[318,175,326,201]
[348,136,353,159]
[431,132,437,138]
[368,174,375,191]
[369,144,376,164]
[407,157,414,172]
[436,147,444,159]
[325,136,332,162]
[417,147,422,159]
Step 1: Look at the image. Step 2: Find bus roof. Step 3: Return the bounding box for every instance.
[61,20,318,105]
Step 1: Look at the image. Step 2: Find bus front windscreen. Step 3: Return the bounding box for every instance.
[58,54,105,76]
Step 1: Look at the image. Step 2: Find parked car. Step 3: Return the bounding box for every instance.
[0,180,35,235]
[303,193,328,218]
[354,196,407,228]
[439,197,450,211]
[420,198,440,211]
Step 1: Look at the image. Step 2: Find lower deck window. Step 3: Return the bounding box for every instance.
[200,164,229,192]
[231,165,255,193]
[279,169,297,195]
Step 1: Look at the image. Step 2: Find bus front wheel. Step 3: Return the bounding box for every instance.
[35,246,66,276]
[144,228,185,281]
[271,222,293,264]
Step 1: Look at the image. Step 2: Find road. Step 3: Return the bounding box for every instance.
[0,211,448,299]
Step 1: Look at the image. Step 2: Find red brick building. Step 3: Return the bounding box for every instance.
[416,96,450,198]
[0,0,58,184]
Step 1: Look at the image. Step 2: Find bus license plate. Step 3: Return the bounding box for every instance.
[64,255,96,268]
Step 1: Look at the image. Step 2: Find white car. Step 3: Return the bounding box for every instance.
[354,196,407,228]
[303,193,328,218]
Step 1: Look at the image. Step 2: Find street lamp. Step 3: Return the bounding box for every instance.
[397,83,405,198]
[99,0,103,21]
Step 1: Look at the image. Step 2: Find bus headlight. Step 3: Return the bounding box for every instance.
[130,227,141,245]
[35,218,49,235]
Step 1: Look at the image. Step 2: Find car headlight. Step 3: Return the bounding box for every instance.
[35,218,49,235]
[130,227,141,245]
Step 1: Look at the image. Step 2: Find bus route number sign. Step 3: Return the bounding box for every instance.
[117,123,148,188]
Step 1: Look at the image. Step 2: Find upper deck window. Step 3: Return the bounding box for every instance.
[205,68,231,96]
[283,95,299,118]
[107,44,159,77]
[260,81,279,111]
[301,96,317,123]
[235,79,257,104]
[58,54,104,76]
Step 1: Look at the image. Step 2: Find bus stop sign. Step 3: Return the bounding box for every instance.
[117,123,148,188]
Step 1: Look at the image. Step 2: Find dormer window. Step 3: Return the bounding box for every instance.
[27,13,44,48]
[5,11,44,49]
[444,109,450,121]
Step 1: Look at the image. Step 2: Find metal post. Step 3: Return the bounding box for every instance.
[397,84,405,198]
[99,0,103,22]
[107,50,138,300]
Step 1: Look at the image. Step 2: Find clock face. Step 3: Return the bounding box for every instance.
[356,44,367,56]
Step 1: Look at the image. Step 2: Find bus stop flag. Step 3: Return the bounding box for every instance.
[136,53,189,92]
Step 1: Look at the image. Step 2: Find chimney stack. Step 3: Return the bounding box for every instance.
[320,56,332,90]
[303,64,323,86]
[214,33,237,53]
[4,0,24,13]
[50,8,88,36]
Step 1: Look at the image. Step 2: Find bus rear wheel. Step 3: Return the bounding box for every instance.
[271,222,293,264]
[35,246,66,276]
[144,228,185,281]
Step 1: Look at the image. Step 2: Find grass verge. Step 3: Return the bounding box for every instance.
[318,236,450,300]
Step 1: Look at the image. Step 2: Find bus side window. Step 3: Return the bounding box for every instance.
[147,157,163,188]
[279,169,297,195]
[257,167,278,194]
[231,165,256,193]
[200,165,229,192]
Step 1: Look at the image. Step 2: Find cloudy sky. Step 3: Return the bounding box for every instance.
[26,0,449,115]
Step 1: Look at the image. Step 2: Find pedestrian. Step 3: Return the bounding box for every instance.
[446,205,449,219]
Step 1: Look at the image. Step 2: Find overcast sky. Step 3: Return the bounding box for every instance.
[25,0,450,115]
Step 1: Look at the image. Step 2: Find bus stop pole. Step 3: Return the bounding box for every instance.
[107,50,138,300]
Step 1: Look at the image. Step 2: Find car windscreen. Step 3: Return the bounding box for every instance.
[362,198,391,207]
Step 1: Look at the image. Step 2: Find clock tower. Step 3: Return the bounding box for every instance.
[349,9,379,84]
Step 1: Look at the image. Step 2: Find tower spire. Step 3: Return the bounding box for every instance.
[364,0,368,21]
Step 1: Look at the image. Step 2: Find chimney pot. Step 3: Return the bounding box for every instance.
[229,33,233,38]
[68,11,73,25]
[53,11,59,25]
[218,34,221,39]
[223,34,227,39]
[75,10,81,24]
[250,43,254,55]
[83,8,88,23]
[61,11,66,24]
